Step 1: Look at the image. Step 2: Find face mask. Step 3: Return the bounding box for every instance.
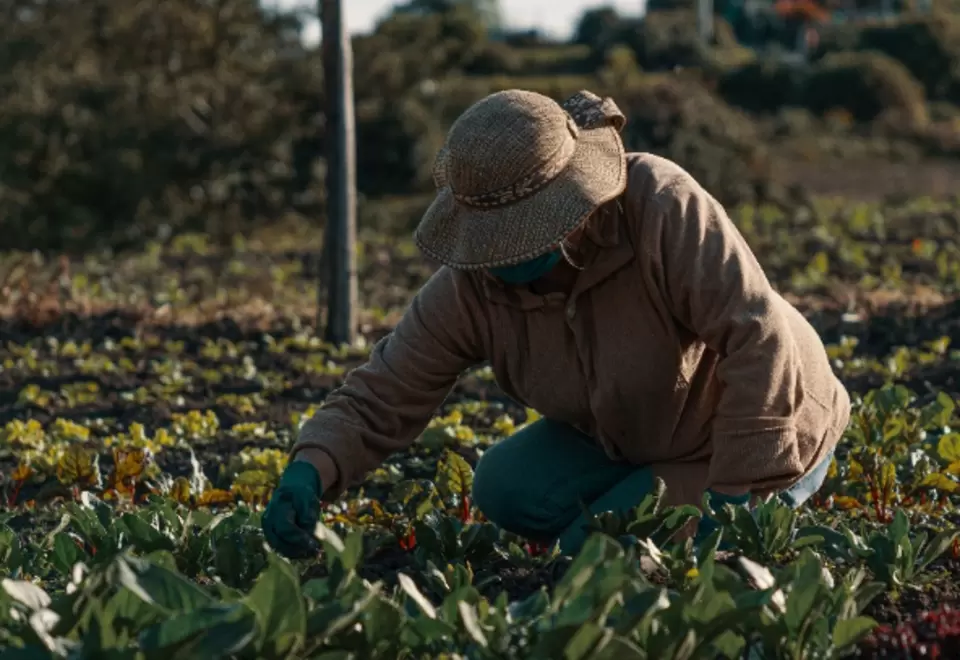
[489,250,562,283]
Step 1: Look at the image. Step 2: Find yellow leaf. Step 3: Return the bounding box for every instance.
[232,470,274,488]
[849,460,863,480]
[197,488,234,507]
[113,448,147,484]
[833,496,861,510]
[492,415,516,436]
[4,419,45,448]
[231,483,270,506]
[12,464,33,482]
[921,472,960,493]
[430,410,463,427]
[879,462,897,494]
[170,476,192,505]
[436,450,474,500]
[945,461,960,476]
[938,433,960,463]
[827,457,838,479]
[113,479,136,499]
[51,419,91,442]
[56,446,98,487]
[153,428,175,447]
[128,423,149,446]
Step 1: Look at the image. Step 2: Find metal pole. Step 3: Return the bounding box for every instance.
[319,0,358,346]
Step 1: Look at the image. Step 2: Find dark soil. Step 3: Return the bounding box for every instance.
[863,557,960,628]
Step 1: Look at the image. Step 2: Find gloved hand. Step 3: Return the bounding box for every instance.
[262,460,323,559]
[694,489,751,548]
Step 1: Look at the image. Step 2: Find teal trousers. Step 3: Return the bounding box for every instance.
[471,418,655,554]
[471,418,834,555]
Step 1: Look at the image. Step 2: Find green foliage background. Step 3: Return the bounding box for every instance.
[3,0,960,252]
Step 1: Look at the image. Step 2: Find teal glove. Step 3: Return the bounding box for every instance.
[695,489,750,548]
[262,461,323,559]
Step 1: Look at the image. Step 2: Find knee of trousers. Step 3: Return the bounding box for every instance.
[471,446,517,526]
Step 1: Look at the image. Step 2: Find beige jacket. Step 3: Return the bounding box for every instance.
[293,153,851,507]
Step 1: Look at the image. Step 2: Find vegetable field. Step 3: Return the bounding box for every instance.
[4,199,960,658]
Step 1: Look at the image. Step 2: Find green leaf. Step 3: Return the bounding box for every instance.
[791,535,824,550]
[2,578,51,611]
[103,587,165,634]
[243,554,306,657]
[0,649,58,660]
[139,603,256,656]
[853,581,888,613]
[402,615,457,646]
[120,513,176,554]
[889,510,910,542]
[144,550,179,572]
[339,531,364,573]
[50,533,84,575]
[307,587,380,640]
[796,525,847,560]
[592,635,646,659]
[397,573,437,619]
[917,529,959,572]
[784,556,822,634]
[564,621,607,660]
[363,596,405,644]
[310,523,343,556]
[116,554,213,613]
[457,601,488,648]
[510,589,550,622]
[832,616,877,649]
[0,524,24,572]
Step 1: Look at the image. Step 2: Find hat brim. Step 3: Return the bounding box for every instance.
[414,125,627,270]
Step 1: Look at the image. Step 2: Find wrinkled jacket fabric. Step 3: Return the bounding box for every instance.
[293,153,851,507]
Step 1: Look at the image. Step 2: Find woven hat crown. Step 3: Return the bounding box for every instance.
[436,90,580,209]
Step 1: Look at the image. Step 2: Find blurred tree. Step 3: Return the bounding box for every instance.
[574,6,622,51]
[647,0,693,10]
[393,0,504,31]
[0,0,323,251]
[353,6,487,194]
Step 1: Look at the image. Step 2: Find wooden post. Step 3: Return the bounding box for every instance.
[697,0,714,45]
[319,0,358,346]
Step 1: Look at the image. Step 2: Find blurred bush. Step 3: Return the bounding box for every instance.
[816,16,960,103]
[0,0,324,251]
[718,60,807,112]
[1,0,959,252]
[804,51,928,125]
[718,51,928,126]
[623,10,739,71]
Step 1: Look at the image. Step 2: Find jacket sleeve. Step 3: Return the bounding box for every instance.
[290,267,486,497]
[645,175,806,493]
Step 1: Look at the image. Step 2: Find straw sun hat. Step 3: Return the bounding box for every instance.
[414,89,628,270]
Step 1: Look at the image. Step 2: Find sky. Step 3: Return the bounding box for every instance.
[273,1,646,44]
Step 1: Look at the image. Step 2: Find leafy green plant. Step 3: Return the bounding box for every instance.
[412,511,501,568]
[582,478,701,549]
[708,495,824,562]
[837,510,957,590]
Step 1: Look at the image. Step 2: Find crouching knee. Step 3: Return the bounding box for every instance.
[471,445,557,539]
[471,447,515,527]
